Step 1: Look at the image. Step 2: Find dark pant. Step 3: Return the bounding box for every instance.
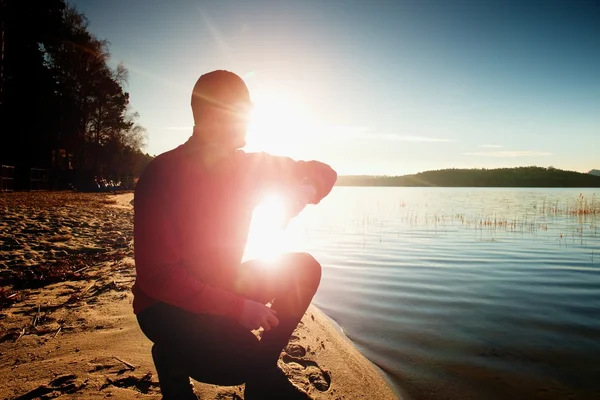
[137,252,322,386]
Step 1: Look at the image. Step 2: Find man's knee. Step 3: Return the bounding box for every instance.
[294,252,322,292]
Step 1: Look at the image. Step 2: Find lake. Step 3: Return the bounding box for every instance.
[244,187,600,400]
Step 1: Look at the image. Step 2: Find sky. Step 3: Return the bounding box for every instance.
[70,0,599,176]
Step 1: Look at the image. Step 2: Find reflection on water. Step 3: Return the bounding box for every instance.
[247,187,600,399]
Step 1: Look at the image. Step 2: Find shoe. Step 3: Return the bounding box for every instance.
[244,367,312,400]
[151,344,197,399]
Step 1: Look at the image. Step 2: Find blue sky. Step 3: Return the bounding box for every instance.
[71,0,599,175]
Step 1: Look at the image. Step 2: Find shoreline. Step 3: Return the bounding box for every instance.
[314,305,405,397]
[0,191,398,399]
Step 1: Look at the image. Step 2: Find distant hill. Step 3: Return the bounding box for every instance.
[336,167,600,187]
[589,169,600,176]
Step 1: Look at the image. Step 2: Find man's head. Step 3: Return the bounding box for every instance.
[191,70,252,150]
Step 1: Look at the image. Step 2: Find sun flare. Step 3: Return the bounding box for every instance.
[242,90,314,263]
[245,91,312,155]
[243,194,287,263]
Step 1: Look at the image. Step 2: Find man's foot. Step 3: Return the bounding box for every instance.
[244,367,312,400]
[151,344,197,399]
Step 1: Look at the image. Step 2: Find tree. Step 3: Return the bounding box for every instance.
[0,0,66,179]
[1,0,149,190]
[336,167,600,188]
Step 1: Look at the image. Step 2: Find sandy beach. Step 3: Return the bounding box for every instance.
[0,192,398,400]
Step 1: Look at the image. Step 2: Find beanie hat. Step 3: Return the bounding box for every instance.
[191,70,251,124]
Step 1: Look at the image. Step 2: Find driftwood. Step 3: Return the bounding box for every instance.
[74,265,92,274]
[16,327,26,341]
[52,325,62,339]
[32,304,41,327]
[113,356,137,371]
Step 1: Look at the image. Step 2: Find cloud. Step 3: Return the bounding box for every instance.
[327,128,455,143]
[242,70,259,80]
[462,150,553,157]
[479,144,503,148]
[326,126,371,135]
[380,135,455,143]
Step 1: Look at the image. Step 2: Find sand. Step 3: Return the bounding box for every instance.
[0,192,398,400]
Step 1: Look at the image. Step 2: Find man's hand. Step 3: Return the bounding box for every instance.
[239,299,280,331]
[302,161,337,204]
[296,183,317,204]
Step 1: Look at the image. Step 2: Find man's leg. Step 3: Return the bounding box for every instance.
[137,252,321,398]
[234,252,322,375]
[137,302,261,398]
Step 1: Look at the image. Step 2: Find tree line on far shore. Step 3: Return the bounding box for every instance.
[336,167,600,187]
[0,0,152,190]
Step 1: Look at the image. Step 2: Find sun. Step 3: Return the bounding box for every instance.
[245,91,312,155]
[241,90,314,263]
[243,194,288,263]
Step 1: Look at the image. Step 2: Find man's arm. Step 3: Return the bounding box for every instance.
[133,164,244,318]
[242,151,338,204]
[297,159,338,204]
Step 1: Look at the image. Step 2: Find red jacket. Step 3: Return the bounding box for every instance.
[132,138,337,318]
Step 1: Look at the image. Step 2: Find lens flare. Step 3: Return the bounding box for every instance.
[243,194,287,263]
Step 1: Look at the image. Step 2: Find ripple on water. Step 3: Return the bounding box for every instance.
[300,188,600,399]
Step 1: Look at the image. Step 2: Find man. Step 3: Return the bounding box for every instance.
[133,70,337,399]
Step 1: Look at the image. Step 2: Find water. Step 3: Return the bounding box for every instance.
[246,187,600,399]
